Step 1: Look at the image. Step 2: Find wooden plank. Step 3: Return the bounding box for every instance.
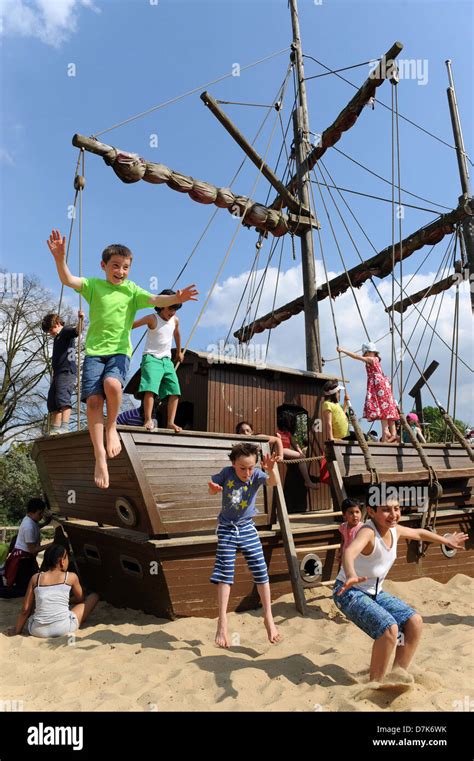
[120,432,166,536]
[344,468,474,485]
[273,468,307,615]
[327,459,348,510]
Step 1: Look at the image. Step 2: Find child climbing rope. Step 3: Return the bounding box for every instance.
[47,229,198,489]
[337,342,399,442]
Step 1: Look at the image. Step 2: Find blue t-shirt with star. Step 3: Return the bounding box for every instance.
[211,465,268,524]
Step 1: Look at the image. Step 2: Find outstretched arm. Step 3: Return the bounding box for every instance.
[397,525,468,549]
[337,346,372,364]
[148,284,198,308]
[47,229,83,290]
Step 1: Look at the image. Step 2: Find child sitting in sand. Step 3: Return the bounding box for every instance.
[336,498,364,564]
[132,290,184,432]
[47,229,198,489]
[208,442,282,648]
[5,544,99,638]
[235,421,284,461]
[333,486,468,682]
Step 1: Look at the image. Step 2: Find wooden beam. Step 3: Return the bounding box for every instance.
[344,467,474,486]
[273,468,307,615]
[270,41,404,209]
[386,273,460,314]
[234,201,474,341]
[200,91,310,217]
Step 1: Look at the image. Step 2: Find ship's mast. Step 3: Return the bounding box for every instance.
[289,0,323,372]
[445,59,474,312]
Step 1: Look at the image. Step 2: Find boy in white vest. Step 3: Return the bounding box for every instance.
[132,289,184,432]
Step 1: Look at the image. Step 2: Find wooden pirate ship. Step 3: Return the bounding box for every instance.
[32,0,473,618]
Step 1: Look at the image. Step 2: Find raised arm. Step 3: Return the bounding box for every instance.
[397,524,468,548]
[148,284,198,308]
[47,229,84,290]
[337,346,372,364]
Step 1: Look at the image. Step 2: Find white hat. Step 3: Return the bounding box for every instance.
[361,341,378,355]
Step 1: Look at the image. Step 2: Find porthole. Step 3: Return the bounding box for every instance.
[300,553,322,584]
[115,497,138,527]
[441,533,457,559]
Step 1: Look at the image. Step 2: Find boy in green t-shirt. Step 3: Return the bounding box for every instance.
[47,229,198,490]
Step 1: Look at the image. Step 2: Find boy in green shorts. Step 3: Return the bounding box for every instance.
[47,229,198,489]
[132,289,184,432]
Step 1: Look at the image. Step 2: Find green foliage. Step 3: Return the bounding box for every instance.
[421,406,470,443]
[0,442,42,525]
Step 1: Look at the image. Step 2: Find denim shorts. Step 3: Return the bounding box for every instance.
[81,354,130,402]
[333,579,417,640]
[47,371,76,412]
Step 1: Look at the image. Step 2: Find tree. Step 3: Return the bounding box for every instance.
[422,406,470,443]
[0,442,42,525]
[0,274,80,445]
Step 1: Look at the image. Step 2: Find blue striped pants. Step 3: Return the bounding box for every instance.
[210,519,269,585]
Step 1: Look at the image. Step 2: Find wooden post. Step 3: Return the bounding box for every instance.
[273,468,307,615]
[289,0,322,373]
[200,91,309,217]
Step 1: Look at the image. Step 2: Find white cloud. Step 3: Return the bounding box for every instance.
[198,262,473,427]
[0,0,98,47]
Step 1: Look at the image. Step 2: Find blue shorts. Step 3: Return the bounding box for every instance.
[47,371,76,412]
[332,579,417,640]
[210,519,269,585]
[81,355,130,402]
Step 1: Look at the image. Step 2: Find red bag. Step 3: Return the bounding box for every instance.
[319,456,331,484]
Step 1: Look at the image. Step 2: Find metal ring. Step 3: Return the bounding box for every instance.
[115,497,137,527]
[300,553,322,585]
[441,533,457,559]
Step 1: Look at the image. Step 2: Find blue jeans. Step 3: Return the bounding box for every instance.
[333,579,416,640]
[81,355,130,402]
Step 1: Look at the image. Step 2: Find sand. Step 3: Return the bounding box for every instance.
[1,574,472,712]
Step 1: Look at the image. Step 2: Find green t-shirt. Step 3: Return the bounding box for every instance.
[322,400,349,439]
[77,277,152,357]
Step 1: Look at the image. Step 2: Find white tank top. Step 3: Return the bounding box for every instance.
[336,519,398,595]
[32,572,72,625]
[143,314,175,359]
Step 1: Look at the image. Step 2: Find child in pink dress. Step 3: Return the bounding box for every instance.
[336,498,364,564]
[337,342,399,442]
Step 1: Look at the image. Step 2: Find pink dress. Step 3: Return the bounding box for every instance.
[363,357,399,421]
[338,522,364,556]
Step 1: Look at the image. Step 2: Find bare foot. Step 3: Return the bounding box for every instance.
[264,615,281,644]
[144,418,155,431]
[105,425,121,458]
[305,481,319,490]
[94,456,109,489]
[215,619,229,648]
[167,423,182,433]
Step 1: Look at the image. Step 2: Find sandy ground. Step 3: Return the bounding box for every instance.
[0,574,472,712]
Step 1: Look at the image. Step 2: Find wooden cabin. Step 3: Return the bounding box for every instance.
[125,349,340,512]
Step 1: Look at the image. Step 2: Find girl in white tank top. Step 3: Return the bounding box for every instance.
[333,495,468,682]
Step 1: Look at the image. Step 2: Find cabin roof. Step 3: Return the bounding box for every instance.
[184,349,340,382]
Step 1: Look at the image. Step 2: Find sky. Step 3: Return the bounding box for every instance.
[1,0,473,427]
